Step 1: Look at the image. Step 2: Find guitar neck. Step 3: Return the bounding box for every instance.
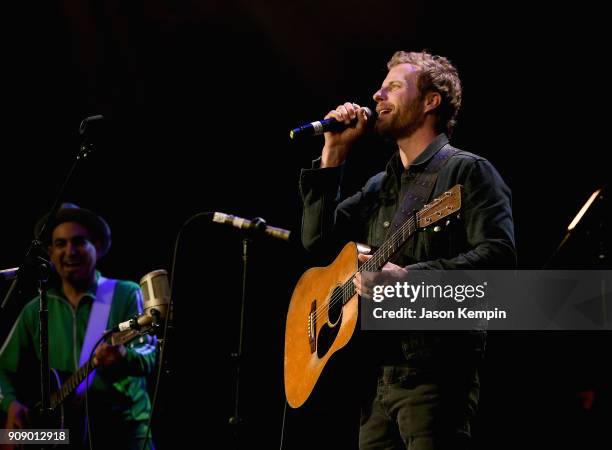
[339,213,419,306]
[49,328,140,409]
[50,358,94,409]
[361,215,418,273]
[338,184,462,306]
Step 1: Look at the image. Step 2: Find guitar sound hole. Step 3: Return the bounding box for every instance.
[327,286,343,325]
[316,287,343,359]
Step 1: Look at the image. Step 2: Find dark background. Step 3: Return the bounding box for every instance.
[1,1,609,449]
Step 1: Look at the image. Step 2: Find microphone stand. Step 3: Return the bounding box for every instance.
[228,217,268,448]
[1,115,101,422]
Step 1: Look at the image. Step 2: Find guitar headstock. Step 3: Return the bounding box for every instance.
[417,184,462,228]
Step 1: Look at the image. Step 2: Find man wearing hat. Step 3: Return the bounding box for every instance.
[0,203,157,449]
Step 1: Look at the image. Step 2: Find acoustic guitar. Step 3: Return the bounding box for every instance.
[284,184,462,407]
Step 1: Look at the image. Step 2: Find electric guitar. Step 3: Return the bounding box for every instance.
[25,328,142,432]
[284,184,462,407]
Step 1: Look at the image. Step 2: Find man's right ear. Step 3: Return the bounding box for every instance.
[424,92,441,113]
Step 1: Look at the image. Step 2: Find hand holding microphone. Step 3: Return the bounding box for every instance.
[289,102,373,168]
[289,103,373,139]
[321,102,371,167]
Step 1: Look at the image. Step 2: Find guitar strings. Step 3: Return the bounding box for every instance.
[311,214,416,324]
[310,190,455,325]
[310,212,419,325]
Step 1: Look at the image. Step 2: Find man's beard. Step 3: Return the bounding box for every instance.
[375,101,426,140]
[62,265,95,288]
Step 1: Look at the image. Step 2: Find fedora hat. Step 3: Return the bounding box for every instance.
[34,203,112,257]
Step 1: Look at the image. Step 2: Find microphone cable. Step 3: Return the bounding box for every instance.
[141,211,214,450]
[279,399,288,450]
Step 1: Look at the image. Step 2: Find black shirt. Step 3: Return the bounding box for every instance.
[299,133,516,270]
[299,133,516,360]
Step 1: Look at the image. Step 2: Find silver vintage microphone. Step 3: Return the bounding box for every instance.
[114,269,171,333]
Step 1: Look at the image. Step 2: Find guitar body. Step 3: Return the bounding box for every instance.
[284,242,359,408]
[28,368,64,430]
[28,368,86,448]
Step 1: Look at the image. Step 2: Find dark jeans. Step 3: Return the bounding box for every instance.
[359,364,480,450]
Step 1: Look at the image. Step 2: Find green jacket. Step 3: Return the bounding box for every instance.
[0,272,156,424]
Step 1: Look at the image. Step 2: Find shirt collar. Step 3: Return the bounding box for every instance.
[409,133,450,166]
[385,133,450,180]
[49,271,101,305]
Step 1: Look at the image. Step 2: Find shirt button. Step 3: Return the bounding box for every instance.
[383,221,390,228]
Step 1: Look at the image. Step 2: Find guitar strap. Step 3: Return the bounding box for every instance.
[75,275,116,395]
[386,144,458,257]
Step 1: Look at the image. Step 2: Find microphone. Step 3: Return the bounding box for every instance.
[289,106,374,139]
[0,267,19,281]
[212,212,291,242]
[113,269,170,333]
[1,255,49,281]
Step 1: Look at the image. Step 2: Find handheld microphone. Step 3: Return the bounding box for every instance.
[212,212,291,242]
[289,107,374,139]
[113,269,170,333]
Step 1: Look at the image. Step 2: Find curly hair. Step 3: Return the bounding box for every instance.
[387,51,462,135]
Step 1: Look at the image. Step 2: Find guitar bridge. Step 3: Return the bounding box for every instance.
[308,300,317,353]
